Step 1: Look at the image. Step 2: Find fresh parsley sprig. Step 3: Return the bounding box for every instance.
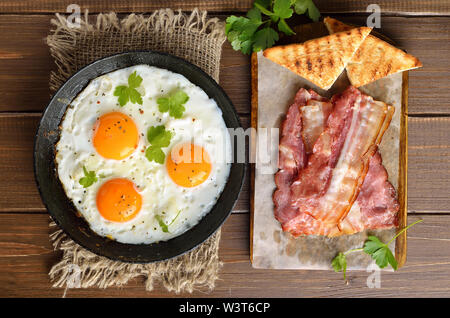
[145,125,173,164]
[79,166,97,188]
[157,90,189,119]
[225,0,320,55]
[332,219,423,280]
[114,71,143,106]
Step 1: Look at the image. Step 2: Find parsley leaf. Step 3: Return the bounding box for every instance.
[363,236,384,254]
[225,16,239,34]
[145,125,173,164]
[157,90,189,119]
[254,0,271,9]
[363,236,398,270]
[113,71,143,106]
[226,15,262,54]
[247,7,262,23]
[79,166,97,188]
[128,70,143,88]
[278,18,296,35]
[254,1,274,16]
[364,219,424,271]
[225,0,321,54]
[129,87,143,105]
[331,252,347,280]
[253,27,279,52]
[332,219,423,281]
[273,0,293,20]
[293,0,321,22]
[147,125,173,148]
[114,86,128,106]
[145,146,165,164]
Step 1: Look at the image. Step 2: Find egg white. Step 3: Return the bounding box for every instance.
[55,65,232,244]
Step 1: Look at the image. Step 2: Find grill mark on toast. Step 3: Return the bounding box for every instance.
[328,58,334,68]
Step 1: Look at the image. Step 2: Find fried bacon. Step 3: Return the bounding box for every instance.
[274,86,399,237]
[273,88,314,225]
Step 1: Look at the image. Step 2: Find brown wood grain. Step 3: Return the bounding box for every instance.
[0,0,253,13]
[0,0,448,14]
[408,117,450,212]
[0,3,449,298]
[0,15,448,114]
[1,113,449,214]
[0,14,251,114]
[0,15,53,112]
[0,213,449,297]
[0,114,44,212]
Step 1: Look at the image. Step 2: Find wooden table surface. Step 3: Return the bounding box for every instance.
[1,0,449,298]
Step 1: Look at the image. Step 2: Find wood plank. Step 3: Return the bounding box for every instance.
[0,0,253,13]
[408,117,450,212]
[0,15,448,114]
[0,15,53,112]
[1,114,449,214]
[0,15,250,115]
[315,0,450,15]
[0,114,43,212]
[0,0,448,14]
[0,213,449,297]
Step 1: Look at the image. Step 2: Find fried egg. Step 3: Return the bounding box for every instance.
[55,65,231,244]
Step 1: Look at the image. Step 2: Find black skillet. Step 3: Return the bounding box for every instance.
[34,51,245,263]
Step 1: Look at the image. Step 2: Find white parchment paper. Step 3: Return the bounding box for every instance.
[252,51,402,270]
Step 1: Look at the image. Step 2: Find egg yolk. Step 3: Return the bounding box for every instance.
[166,143,212,188]
[93,112,139,160]
[96,178,142,222]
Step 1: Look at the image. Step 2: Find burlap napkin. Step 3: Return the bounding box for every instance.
[46,9,226,293]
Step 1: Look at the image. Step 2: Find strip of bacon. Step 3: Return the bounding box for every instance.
[273,88,324,225]
[299,99,399,234]
[281,86,395,236]
[351,151,399,229]
[301,99,333,154]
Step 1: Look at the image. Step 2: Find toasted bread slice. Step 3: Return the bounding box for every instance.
[263,27,372,90]
[324,17,422,87]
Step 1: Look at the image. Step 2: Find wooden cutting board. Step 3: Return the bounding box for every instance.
[250,22,408,269]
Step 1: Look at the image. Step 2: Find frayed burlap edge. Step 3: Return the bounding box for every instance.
[49,222,222,293]
[46,9,226,294]
[47,9,226,91]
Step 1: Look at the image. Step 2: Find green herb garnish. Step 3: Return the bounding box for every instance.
[332,219,423,280]
[79,166,97,188]
[155,210,182,233]
[145,146,166,164]
[145,125,173,164]
[113,71,143,106]
[331,252,347,280]
[225,0,321,55]
[155,215,169,233]
[147,125,173,148]
[364,236,398,270]
[292,0,320,22]
[157,90,189,119]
